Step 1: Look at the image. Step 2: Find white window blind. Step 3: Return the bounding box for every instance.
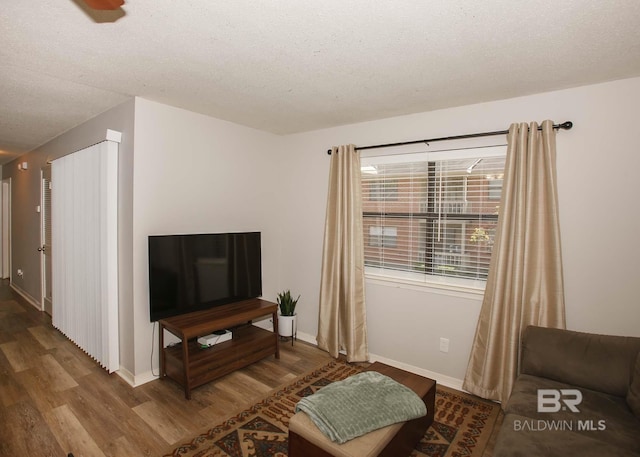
[361,147,506,288]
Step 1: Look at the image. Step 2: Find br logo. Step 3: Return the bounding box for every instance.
[537,389,582,413]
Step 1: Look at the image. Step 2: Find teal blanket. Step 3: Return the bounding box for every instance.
[295,370,427,444]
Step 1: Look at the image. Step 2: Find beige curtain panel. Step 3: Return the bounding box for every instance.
[317,144,369,362]
[463,120,566,404]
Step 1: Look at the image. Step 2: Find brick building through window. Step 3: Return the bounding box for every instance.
[361,151,505,283]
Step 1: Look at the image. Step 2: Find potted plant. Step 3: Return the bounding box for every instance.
[276,290,299,338]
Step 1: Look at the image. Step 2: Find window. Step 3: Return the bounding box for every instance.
[368,180,398,201]
[369,226,398,248]
[361,147,506,288]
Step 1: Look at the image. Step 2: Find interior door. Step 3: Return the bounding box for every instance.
[41,166,52,315]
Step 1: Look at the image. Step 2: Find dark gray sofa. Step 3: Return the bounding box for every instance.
[494,326,640,457]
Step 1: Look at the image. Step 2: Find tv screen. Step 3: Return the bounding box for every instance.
[148,232,262,321]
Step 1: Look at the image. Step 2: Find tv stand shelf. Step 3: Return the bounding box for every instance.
[158,298,280,399]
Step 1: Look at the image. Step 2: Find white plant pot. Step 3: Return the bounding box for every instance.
[278,314,297,337]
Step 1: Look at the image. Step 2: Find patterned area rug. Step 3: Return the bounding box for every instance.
[164,360,500,457]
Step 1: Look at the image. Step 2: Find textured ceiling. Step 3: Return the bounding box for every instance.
[2,0,640,163]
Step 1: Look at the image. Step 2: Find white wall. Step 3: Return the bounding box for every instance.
[1,99,136,374]
[6,78,639,389]
[280,77,640,386]
[128,98,284,383]
[2,96,285,384]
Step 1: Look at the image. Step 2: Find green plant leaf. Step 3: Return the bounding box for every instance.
[277,289,300,316]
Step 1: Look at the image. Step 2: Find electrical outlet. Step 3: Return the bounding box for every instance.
[17,268,24,278]
[439,337,450,353]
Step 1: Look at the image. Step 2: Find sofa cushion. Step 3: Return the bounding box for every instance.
[505,374,640,453]
[521,326,640,397]
[495,413,640,457]
[628,353,640,418]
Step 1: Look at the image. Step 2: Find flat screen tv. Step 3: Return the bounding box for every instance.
[148,232,262,321]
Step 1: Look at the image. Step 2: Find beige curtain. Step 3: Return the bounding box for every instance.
[317,144,369,362]
[463,120,566,404]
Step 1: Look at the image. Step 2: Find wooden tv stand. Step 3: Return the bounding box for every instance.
[158,298,280,399]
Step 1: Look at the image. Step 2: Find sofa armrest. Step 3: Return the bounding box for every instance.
[520,326,640,397]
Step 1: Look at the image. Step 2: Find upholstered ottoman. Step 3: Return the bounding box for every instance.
[288,362,436,457]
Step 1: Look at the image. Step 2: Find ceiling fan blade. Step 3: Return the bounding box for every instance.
[83,0,124,10]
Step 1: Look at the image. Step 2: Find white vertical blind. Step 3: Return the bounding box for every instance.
[361,147,506,286]
[51,140,119,373]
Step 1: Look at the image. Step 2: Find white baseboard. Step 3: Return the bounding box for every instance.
[254,321,319,347]
[292,330,465,392]
[117,366,158,388]
[294,330,317,345]
[368,353,465,391]
[10,282,41,311]
[116,329,465,392]
[116,367,135,386]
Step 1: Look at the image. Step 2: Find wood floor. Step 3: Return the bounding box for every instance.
[0,283,333,456]
[0,281,502,456]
